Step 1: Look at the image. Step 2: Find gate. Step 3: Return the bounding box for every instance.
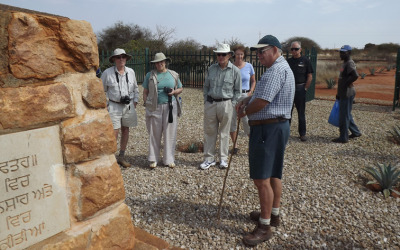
[99,48,318,102]
[393,48,400,111]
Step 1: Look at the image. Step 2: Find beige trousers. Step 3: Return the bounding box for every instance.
[145,100,178,165]
[203,100,233,162]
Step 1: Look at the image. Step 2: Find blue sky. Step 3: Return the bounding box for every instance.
[1,0,399,49]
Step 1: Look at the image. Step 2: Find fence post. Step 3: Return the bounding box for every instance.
[393,48,400,111]
[145,48,150,74]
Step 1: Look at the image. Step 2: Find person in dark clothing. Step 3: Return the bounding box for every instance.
[332,45,361,143]
[287,41,313,141]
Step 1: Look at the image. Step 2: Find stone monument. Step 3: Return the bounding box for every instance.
[0,4,136,249]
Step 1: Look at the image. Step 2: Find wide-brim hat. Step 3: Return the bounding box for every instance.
[151,52,172,63]
[250,35,282,51]
[109,48,132,63]
[213,43,233,55]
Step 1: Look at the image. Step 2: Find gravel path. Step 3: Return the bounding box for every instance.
[121,87,400,249]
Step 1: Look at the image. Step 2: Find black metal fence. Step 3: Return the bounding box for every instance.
[393,48,400,111]
[99,48,318,102]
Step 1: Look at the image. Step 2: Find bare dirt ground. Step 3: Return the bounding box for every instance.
[315,69,397,105]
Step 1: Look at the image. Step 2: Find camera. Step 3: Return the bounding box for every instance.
[120,95,131,104]
[163,87,173,94]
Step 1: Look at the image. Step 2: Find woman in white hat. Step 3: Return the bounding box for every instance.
[143,52,183,169]
[101,48,139,168]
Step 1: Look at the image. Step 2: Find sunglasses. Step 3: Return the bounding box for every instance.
[115,55,127,60]
[256,46,273,55]
[291,48,300,51]
[217,53,227,57]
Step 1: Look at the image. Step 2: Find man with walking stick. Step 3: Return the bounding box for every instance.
[236,35,295,246]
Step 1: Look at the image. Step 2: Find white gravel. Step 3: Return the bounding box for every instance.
[121,87,400,249]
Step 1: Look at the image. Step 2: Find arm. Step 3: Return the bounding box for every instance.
[345,69,358,87]
[132,73,139,108]
[237,98,269,118]
[305,73,312,90]
[143,88,149,106]
[249,74,256,96]
[232,69,242,105]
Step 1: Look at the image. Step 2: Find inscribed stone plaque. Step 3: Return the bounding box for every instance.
[0,125,70,249]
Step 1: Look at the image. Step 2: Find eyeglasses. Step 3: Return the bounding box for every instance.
[115,55,127,60]
[291,48,300,51]
[256,47,273,55]
[217,53,227,57]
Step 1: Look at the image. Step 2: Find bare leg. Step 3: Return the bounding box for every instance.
[120,126,130,151]
[254,179,273,219]
[270,178,282,208]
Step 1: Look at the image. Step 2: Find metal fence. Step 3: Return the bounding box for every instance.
[99,48,318,102]
[393,48,400,111]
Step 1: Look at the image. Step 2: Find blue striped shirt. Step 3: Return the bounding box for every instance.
[247,56,295,120]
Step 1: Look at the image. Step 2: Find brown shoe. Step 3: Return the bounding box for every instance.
[117,156,131,168]
[249,211,280,227]
[242,223,272,246]
[300,135,307,141]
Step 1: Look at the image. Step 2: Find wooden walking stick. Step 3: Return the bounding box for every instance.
[217,117,241,220]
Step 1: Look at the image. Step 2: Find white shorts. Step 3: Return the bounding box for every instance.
[107,101,137,129]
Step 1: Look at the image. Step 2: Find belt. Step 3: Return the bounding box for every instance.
[248,118,288,126]
[242,89,250,93]
[109,99,129,105]
[207,96,231,103]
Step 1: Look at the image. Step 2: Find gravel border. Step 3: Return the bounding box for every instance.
[121,87,400,249]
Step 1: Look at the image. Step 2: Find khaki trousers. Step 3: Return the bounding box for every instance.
[230,93,250,136]
[145,101,178,165]
[203,100,233,162]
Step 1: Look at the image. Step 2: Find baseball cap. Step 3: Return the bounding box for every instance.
[340,45,352,52]
[250,35,282,50]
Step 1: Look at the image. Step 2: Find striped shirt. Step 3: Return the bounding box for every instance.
[247,56,295,120]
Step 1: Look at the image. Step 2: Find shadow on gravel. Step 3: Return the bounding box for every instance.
[125,194,251,237]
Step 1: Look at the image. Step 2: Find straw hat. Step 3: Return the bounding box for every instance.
[151,52,172,63]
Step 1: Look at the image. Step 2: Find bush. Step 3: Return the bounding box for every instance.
[369,68,376,75]
[363,163,400,198]
[360,72,366,79]
[390,125,400,144]
[325,78,336,89]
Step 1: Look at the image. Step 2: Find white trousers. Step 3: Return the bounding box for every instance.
[145,100,178,165]
[203,100,233,162]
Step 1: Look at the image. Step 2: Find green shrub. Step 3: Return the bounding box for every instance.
[369,68,376,75]
[386,65,392,71]
[325,78,336,89]
[363,163,400,198]
[391,125,400,144]
[378,68,385,73]
[187,142,199,153]
[360,72,366,79]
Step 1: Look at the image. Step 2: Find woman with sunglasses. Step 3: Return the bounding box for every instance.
[229,45,256,154]
[101,48,139,168]
[143,53,183,169]
[200,43,242,170]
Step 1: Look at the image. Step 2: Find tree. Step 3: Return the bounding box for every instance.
[282,36,321,52]
[169,38,202,51]
[97,21,152,51]
[154,25,176,47]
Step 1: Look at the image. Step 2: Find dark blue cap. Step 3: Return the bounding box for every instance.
[250,35,282,50]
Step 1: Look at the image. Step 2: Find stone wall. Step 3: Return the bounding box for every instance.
[0,5,136,249]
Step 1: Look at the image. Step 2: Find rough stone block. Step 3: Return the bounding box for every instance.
[82,78,107,109]
[0,83,74,130]
[71,155,125,220]
[7,12,98,81]
[62,110,117,164]
[27,204,134,250]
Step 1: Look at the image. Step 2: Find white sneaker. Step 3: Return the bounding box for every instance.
[219,160,228,169]
[200,160,216,170]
